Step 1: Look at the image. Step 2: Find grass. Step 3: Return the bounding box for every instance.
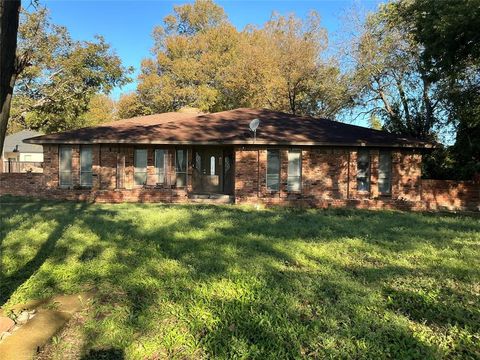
[0,195,479,359]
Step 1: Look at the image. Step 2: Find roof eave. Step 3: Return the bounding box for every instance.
[23,138,435,149]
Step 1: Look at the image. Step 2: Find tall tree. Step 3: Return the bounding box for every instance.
[133,0,351,118]
[0,0,21,155]
[391,0,480,177]
[348,3,443,141]
[136,0,234,113]
[225,12,350,117]
[117,93,151,119]
[9,8,131,133]
[82,94,117,126]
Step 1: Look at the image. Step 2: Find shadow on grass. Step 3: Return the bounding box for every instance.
[1,199,479,358]
[0,199,87,304]
[81,348,124,360]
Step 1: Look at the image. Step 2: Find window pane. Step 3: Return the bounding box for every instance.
[267,150,280,174]
[134,149,147,185]
[267,174,280,191]
[134,172,147,186]
[288,176,301,192]
[80,146,92,172]
[59,146,72,172]
[288,151,301,176]
[59,172,72,186]
[379,179,391,194]
[267,150,280,191]
[176,173,187,187]
[195,152,201,170]
[176,149,186,172]
[81,172,93,187]
[176,149,187,187]
[155,149,166,183]
[59,146,72,186]
[356,150,370,192]
[378,151,392,194]
[210,156,216,175]
[287,150,301,191]
[135,149,147,170]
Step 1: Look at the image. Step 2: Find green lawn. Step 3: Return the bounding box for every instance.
[0,196,479,359]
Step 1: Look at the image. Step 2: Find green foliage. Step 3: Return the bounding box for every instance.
[116,93,152,119]
[421,146,457,180]
[81,94,117,126]
[393,0,480,78]
[349,3,442,141]
[389,0,480,179]
[1,198,479,359]
[132,0,351,118]
[9,8,132,133]
[350,0,480,178]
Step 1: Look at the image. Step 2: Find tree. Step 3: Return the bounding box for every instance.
[348,4,443,141]
[117,92,151,119]
[133,0,351,118]
[82,94,116,125]
[226,12,351,117]
[135,0,235,113]
[0,0,21,156]
[391,0,480,178]
[9,8,131,133]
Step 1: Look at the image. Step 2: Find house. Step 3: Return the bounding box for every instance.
[1,130,44,173]
[22,108,434,208]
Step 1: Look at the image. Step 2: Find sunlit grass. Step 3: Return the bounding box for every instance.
[1,196,479,359]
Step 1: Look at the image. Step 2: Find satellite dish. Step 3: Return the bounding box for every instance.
[249,118,260,143]
[249,118,260,132]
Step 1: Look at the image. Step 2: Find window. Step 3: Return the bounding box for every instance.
[134,149,148,186]
[80,145,93,187]
[59,146,72,187]
[155,149,167,184]
[116,151,125,189]
[175,149,187,187]
[210,156,216,175]
[378,151,392,195]
[287,150,301,192]
[356,149,370,192]
[266,149,280,191]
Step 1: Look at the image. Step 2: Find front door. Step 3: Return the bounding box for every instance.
[193,148,223,193]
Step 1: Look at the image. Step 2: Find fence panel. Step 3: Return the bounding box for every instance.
[2,161,43,173]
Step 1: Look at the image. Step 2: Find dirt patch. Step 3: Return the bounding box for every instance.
[0,293,93,360]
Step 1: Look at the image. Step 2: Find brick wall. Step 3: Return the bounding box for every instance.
[1,144,478,212]
[422,180,479,211]
[0,173,45,196]
[10,144,191,203]
[234,146,425,209]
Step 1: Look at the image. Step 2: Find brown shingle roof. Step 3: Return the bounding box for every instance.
[24,108,433,148]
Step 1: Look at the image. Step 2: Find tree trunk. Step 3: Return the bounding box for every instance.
[0,0,21,154]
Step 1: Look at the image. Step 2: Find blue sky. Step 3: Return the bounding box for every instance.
[41,0,382,124]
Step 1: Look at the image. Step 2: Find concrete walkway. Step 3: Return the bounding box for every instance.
[0,293,92,360]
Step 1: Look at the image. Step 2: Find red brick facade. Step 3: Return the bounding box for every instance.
[234,146,424,208]
[1,144,478,211]
[421,180,479,211]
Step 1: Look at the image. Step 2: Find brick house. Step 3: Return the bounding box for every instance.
[22,108,435,208]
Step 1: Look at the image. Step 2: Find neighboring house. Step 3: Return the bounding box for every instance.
[23,108,434,207]
[1,130,44,173]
